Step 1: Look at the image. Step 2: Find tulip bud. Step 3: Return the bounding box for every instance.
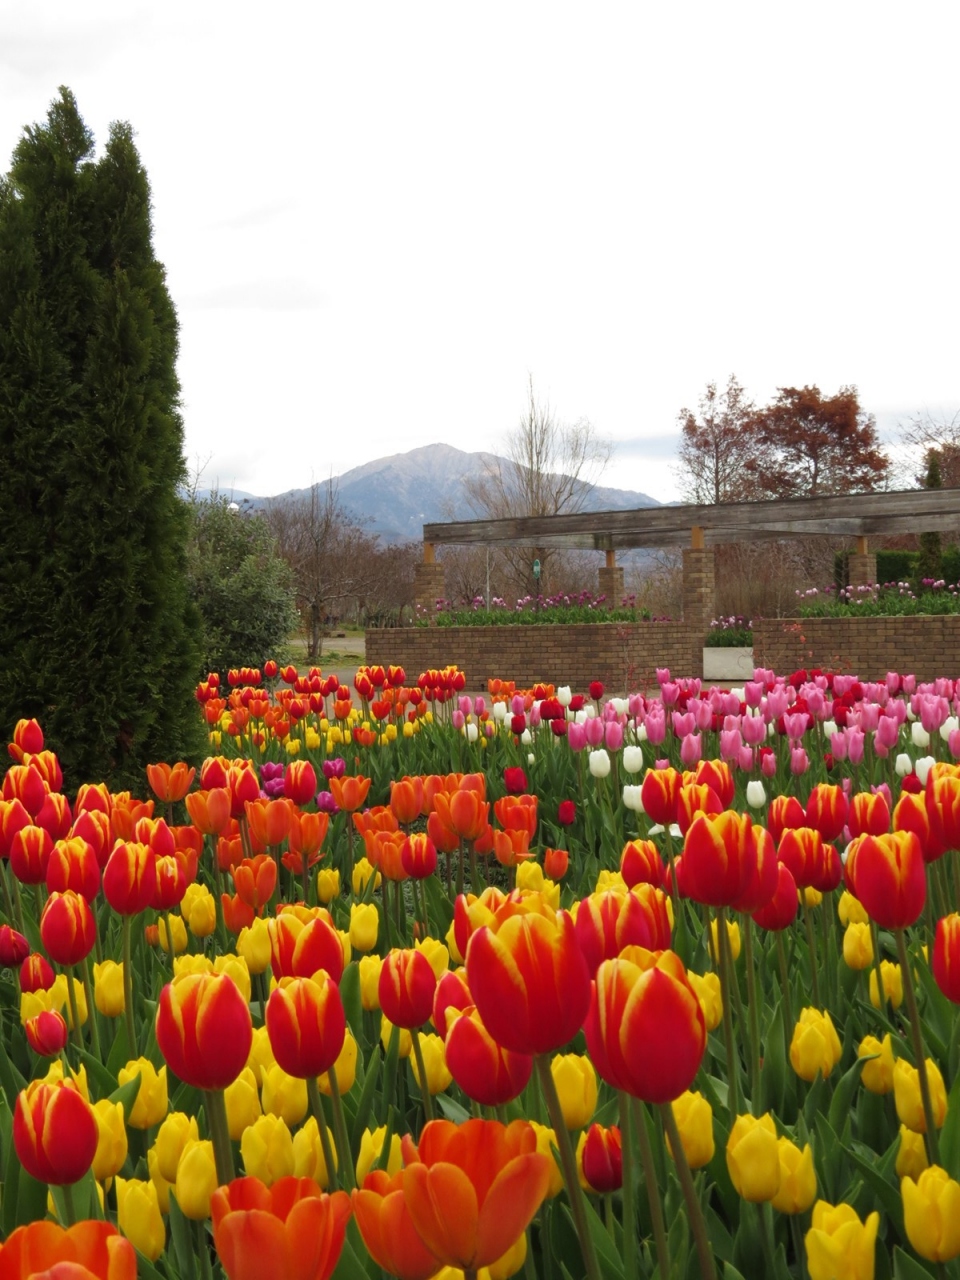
[894,1057,948,1133]
[667,1089,715,1170]
[789,1008,843,1082]
[93,960,126,1017]
[116,1176,166,1260]
[868,959,903,1010]
[580,1124,623,1193]
[119,1058,169,1129]
[153,1110,200,1182]
[14,1079,98,1184]
[896,1125,930,1181]
[858,1033,895,1095]
[804,1201,879,1280]
[550,1053,598,1130]
[92,1097,128,1181]
[175,1138,218,1219]
[770,1138,817,1214]
[292,1114,339,1187]
[726,1112,781,1202]
[25,1009,69,1057]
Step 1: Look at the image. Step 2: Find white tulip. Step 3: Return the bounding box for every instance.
[745,780,767,809]
[588,749,611,779]
[622,746,644,774]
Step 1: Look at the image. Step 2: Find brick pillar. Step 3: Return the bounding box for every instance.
[597,566,624,605]
[848,552,877,588]
[682,547,715,678]
[414,562,446,617]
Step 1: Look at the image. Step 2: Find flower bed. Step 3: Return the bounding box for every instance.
[1,662,959,1278]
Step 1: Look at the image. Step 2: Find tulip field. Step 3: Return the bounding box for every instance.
[3,661,960,1280]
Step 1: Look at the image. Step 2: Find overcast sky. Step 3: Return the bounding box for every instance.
[2,2,958,503]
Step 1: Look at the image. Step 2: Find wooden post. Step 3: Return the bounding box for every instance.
[691,526,705,550]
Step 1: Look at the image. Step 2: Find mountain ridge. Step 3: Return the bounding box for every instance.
[203,442,661,543]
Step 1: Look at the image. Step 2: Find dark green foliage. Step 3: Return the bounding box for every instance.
[0,89,204,792]
[185,497,298,678]
[918,449,943,584]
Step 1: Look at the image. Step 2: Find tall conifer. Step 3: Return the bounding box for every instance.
[0,88,203,790]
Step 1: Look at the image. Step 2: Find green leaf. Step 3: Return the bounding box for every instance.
[350,1049,380,1154]
[760,996,786,1118]
[892,1246,937,1279]
[340,961,363,1041]
[559,1199,626,1280]
[842,1142,904,1237]
[332,1220,380,1280]
[937,1059,960,1180]
[828,1055,865,1139]
[76,1046,120,1100]
[13,1166,48,1229]
[167,1191,199,1280]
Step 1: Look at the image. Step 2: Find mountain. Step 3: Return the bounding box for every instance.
[202,443,661,543]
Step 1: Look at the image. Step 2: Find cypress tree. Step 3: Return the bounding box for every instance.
[0,88,204,791]
[918,449,943,587]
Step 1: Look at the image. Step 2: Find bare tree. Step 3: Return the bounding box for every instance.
[265,480,390,660]
[899,409,960,489]
[470,377,612,594]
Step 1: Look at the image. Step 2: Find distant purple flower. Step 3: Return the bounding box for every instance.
[261,777,287,799]
[322,758,346,780]
[316,790,340,815]
[260,762,285,782]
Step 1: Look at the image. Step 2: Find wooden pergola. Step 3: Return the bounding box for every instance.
[415,487,960,631]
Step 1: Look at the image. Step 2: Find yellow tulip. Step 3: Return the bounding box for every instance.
[550,1054,598,1130]
[120,1058,168,1129]
[91,1098,128,1182]
[528,1122,565,1198]
[842,923,874,971]
[182,883,216,938]
[213,953,252,1004]
[789,1008,842,1082]
[355,1125,402,1184]
[116,1177,166,1260]
[240,1113,295,1185]
[415,935,450,979]
[224,1066,262,1141]
[903,1165,960,1261]
[668,1090,715,1170]
[93,961,125,1017]
[771,1138,816,1215]
[868,960,903,1010]
[894,1057,948,1133]
[838,890,869,926]
[409,1032,453,1097]
[237,917,272,974]
[358,955,383,1011]
[380,1014,412,1059]
[896,1125,929,1181]
[804,1200,879,1280]
[246,1024,277,1087]
[175,1139,217,1220]
[726,1113,780,1202]
[292,1115,338,1188]
[858,1034,895,1096]
[686,970,723,1033]
[352,856,381,896]
[317,1028,358,1097]
[349,902,379,952]
[708,917,741,964]
[147,1145,172,1215]
[316,867,340,904]
[153,1111,200,1184]
[157,913,188,955]
[260,1063,308,1126]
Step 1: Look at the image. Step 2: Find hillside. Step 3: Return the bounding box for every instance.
[206,443,661,543]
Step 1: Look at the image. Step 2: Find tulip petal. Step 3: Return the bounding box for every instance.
[403,1161,480,1268]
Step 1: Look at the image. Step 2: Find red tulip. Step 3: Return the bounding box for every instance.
[466,907,591,1055]
[46,836,100,902]
[681,810,756,907]
[9,824,53,885]
[283,761,317,806]
[933,913,960,1003]
[103,841,157,915]
[582,1124,623,1193]
[156,971,253,1090]
[40,890,96,965]
[185,787,232,836]
[620,839,664,888]
[584,949,705,1103]
[575,889,672,977]
[0,924,29,968]
[25,1009,69,1057]
[266,976,346,1078]
[751,861,799,931]
[777,827,826,890]
[639,768,682,825]
[805,783,848,842]
[444,1006,533,1105]
[20,951,55,992]
[848,830,926,929]
[268,911,344,983]
[14,1079,98,1184]
[848,791,891,839]
[379,948,437,1029]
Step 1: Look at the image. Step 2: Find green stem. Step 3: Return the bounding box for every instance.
[307,1075,340,1191]
[78,956,102,1061]
[205,1088,236,1186]
[716,906,741,1117]
[64,966,83,1050]
[122,915,136,1057]
[632,1097,669,1280]
[196,1217,213,1280]
[802,898,821,1008]
[410,1027,436,1125]
[776,930,793,1032]
[535,1055,601,1280]
[743,918,762,1114]
[895,927,941,1165]
[61,1180,78,1227]
[659,1102,717,1280]
[618,1092,638,1280]
[325,1067,355,1191]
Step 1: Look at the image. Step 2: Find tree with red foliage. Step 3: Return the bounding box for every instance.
[750,385,889,499]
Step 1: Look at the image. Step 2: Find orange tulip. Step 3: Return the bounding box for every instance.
[147,761,197,804]
[544,846,569,880]
[222,891,256,935]
[390,777,424,826]
[211,1176,350,1280]
[327,775,372,813]
[493,794,538,838]
[233,855,278,914]
[74,782,113,818]
[400,1119,551,1272]
[352,1169,443,1280]
[0,1221,137,1280]
[185,787,232,836]
[245,798,293,850]
[492,828,533,869]
[110,792,155,842]
[433,789,490,844]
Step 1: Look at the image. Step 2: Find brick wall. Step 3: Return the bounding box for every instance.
[365,622,700,690]
[753,616,960,682]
